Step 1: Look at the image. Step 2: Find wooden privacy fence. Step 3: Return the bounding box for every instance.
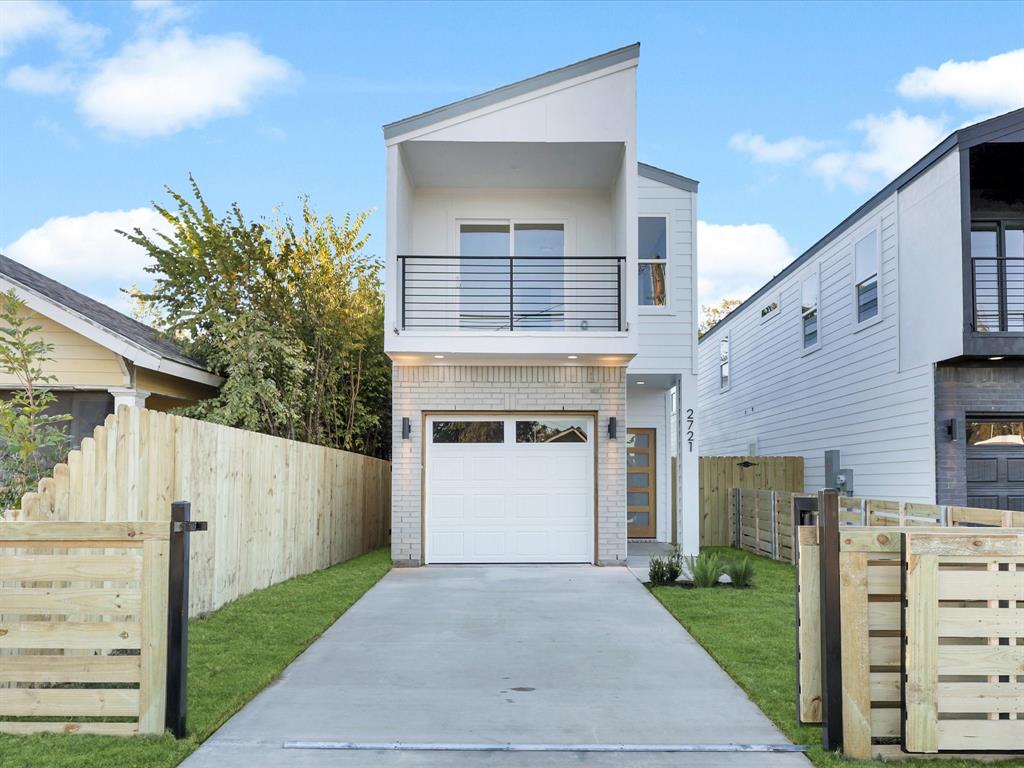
[796,490,1023,759]
[4,406,391,618]
[733,489,1024,563]
[699,455,803,546]
[0,521,171,735]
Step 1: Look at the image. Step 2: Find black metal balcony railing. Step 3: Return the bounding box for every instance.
[398,255,625,331]
[972,257,1024,332]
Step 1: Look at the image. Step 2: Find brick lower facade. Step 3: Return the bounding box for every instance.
[934,361,1024,505]
[391,364,627,566]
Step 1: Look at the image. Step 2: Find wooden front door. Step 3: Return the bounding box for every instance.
[627,428,656,538]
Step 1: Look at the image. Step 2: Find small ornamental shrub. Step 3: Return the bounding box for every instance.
[686,550,724,588]
[725,556,755,588]
[648,554,671,585]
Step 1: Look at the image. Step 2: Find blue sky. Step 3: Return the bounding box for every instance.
[1,0,1022,312]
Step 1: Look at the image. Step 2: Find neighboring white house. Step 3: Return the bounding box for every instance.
[699,109,1024,512]
[383,44,700,565]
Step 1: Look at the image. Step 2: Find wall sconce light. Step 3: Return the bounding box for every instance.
[946,418,958,442]
[608,416,617,439]
[402,417,411,440]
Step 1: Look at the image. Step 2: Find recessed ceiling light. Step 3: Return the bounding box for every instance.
[433,354,445,359]
[989,356,1004,361]
[636,380,645,385]
[567,355,578,359]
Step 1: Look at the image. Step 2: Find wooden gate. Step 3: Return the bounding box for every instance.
[699,455,803,546]
[0,521,170,735]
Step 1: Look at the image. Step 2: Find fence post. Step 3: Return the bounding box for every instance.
[166,500,208,738]
[733,487,740,549]
[770,491,779,560]
[818,488,843,752]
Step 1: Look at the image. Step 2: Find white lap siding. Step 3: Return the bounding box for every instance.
[698,194,937,501]
[391,365,627,566]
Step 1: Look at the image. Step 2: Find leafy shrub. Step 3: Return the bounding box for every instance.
[724,556,755,588]
[685,551,724,588]
[649,546,685,585]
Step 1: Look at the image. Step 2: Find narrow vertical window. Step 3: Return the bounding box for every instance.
[638,217,668,307]
[854,230,879,323]
[719,336,730,389]
[801,272,819,349]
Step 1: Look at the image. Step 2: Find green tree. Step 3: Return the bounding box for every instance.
[120,178,389,457]
[0,290,71,510]
[699,297,742,337]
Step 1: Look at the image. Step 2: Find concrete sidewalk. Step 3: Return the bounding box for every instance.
[182,565,808,767]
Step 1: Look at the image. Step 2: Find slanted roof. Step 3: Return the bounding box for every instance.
[698,107,1024,342]
[0,253,218,383]
[382,43,640,141]
[639,162,699,192]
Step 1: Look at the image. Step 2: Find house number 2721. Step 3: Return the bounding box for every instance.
[686,408,695,453]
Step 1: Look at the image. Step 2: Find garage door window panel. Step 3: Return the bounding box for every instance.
[432,421,504,443]
[516,418,588,443]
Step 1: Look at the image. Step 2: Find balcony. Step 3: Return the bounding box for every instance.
[972,257,1024,332]
[398,254,625,332]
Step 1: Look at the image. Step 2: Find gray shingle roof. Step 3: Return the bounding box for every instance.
[0,252,207,372]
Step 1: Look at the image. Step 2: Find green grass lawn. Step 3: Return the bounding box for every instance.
[651,547,1023,768]
[1,548,391,768]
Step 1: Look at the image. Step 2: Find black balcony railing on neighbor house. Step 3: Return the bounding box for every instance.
[398,255,625,331]
[972,257,1024,332]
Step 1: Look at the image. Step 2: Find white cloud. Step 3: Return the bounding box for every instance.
[131,0,192,30]
[77,29,292,138]
[698,221,793,308]
[810,110,948,192]
[898,49,1024,113]
[3,208,167,310]
[0,0,104,57]
[729,132,825,164]
[5,62,72,94]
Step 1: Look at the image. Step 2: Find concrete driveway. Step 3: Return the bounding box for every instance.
[182,565,808,767]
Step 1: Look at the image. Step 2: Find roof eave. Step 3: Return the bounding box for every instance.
[382,43,640,142]
[638,162,699,192]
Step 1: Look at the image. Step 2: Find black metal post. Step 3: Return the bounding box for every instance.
[818,488,843,752]
[509,255,514,331]
[617,258,623,331]
[400,256,406,331]
[166,500,207,738]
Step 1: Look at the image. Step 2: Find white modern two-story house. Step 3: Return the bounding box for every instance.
[699,109,1023,512]
[383,45,700,565]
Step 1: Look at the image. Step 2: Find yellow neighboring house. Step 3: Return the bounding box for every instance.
[0,253,223,447]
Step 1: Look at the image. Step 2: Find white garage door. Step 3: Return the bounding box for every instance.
[425,414,594,564]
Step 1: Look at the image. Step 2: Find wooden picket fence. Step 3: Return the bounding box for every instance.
[736,488,1024,563]
[699,456,803,546]
[797,491,1023,759]
[3,406,390,618]
[0,521,171,735]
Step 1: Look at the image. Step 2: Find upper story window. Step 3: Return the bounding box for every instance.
[971,220,1024,332]
[854,229,879,323]
[801,269,820,351]
[719,335,730,390]
[638,216,668,308]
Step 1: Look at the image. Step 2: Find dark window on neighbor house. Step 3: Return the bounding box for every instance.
[516,418,588,443]
[969,143,1024,333]
[854,229,879,323]
[801,271,819,349]
[719,335,730,389]
[431,421,504,443]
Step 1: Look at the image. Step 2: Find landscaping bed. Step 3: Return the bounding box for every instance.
[650,547,1018,768]
[0,548,391,768]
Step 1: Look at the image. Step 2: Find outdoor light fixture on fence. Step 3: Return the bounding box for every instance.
[608,416,617,439]
[402,417,411,440]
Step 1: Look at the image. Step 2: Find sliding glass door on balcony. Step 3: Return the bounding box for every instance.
[398,221,623,332]
[972,221,1024,332]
